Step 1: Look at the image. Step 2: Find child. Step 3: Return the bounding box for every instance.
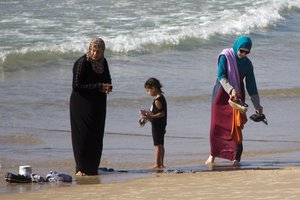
[140,78,167,170]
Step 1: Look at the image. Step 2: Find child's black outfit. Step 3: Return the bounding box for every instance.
[150,95,167,145]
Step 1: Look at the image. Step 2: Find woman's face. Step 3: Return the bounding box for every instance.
[237,48,250,59]
[90,47,104,60]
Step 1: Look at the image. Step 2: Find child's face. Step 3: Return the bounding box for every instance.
[146,87,157,97]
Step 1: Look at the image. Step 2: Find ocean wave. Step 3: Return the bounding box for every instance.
[0,48,79,69]
[108,0,300,52]
[0,0,299,66]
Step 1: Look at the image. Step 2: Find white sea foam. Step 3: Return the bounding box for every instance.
[107,0,296,52]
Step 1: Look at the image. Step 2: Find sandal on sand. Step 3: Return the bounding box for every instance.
[5,172,32,183]
[46,171,72,182]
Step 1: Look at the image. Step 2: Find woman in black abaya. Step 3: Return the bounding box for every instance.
[70,37,112,176]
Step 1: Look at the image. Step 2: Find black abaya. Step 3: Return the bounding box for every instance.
[70,55,111,175]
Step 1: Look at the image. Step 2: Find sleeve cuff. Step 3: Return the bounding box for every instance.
[219,78,234,95]
[250,94,262,110]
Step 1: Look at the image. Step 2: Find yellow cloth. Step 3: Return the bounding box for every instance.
[231,109,247,144]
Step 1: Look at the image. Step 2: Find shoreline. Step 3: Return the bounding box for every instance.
[1,139,300,195]
[1,166,300,200]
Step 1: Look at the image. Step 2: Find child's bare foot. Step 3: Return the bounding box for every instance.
[150,165,161,170]
[205,155,215,165]
[75,171,86,176]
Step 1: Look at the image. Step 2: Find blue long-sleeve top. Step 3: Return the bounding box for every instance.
[217,55,258,96]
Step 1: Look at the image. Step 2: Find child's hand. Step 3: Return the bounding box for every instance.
[139,109,153,127]
[140,109,153,119]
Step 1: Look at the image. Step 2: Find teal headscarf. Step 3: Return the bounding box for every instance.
[232,36,252,65]
[217,35,258,96]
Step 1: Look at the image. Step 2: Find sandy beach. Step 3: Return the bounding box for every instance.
[1,166,300,200]
[1,1,300,199]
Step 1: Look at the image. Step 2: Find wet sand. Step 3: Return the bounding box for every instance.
[1,166,300,200]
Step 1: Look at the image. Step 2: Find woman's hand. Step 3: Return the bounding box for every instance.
[102,83,113,94]
[256,106,263,114]
[230,88,240,101]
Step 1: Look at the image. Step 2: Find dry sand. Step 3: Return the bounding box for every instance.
[1,166,300,200]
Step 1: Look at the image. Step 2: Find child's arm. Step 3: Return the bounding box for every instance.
[149,100,165,119]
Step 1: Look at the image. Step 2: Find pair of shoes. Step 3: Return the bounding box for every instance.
[46,171,72,182]
[5,172,32,183]
[139,109,152,127]
[138,118,147,127]
[228,99,248,113]
[31,173,46,183]
[250,113,268,125]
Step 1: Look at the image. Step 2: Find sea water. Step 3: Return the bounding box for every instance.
[1,0,300,194]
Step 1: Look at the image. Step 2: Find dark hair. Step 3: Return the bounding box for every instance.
[144,77,164,94]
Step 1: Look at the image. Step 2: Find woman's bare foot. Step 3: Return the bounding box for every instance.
[232,160,240,166]
[205,155,215,165]
[75,171,86,176]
